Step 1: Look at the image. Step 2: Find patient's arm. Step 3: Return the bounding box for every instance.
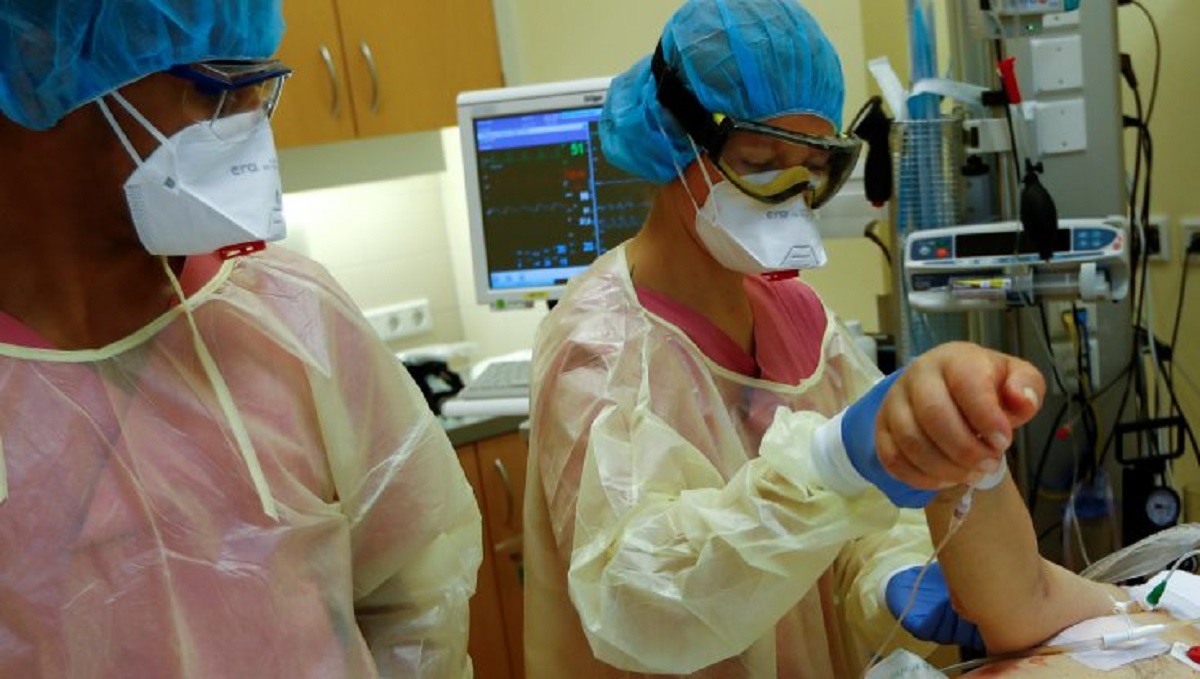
[926,473,1127,653]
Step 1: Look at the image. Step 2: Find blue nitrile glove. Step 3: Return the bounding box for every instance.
[886,563,985,650]
[843,369,937,508]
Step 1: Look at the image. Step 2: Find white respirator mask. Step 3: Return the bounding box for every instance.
[96,92,286,258]
[688,163,829,275]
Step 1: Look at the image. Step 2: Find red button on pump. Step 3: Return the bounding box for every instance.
[936,248,949,258]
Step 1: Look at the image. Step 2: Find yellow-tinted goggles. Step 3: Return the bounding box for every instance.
[709,115,862,208]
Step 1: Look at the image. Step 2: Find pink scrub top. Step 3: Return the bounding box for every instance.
[636,274,828,385]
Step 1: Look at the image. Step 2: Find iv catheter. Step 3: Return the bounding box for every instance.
[941,614,1200,675]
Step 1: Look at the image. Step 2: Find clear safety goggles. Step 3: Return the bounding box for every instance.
[168,60,291,139]
[650,43,861,209]
[708,115,861,207]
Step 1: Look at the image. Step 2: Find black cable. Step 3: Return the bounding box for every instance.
[1028,401,1069,517]
[991,39,1024,194]
[1038,522,1063,544]
[1168,257,1191,401]
[863,221,892,267]
[1132,1,1163,125]
[1096,360,1138,471]
[1035,302,1070,396]
[1148,342,1200,467]
[1069,306,1099,470]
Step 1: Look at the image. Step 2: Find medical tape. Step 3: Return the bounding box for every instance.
[867,57,909,122]
[160,258,279,520]
[910,78,990,114]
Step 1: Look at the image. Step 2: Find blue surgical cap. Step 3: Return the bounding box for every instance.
[601,0,845,184]
[0,0,285,130]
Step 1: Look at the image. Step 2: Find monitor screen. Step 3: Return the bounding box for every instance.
[458,78,657,307]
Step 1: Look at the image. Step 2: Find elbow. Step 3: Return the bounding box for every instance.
[973,564,1058,654]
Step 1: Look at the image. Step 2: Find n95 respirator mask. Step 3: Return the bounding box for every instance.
[96,92,286,258]
[691,168,829,275]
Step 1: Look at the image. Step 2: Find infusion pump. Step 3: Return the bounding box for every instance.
[905,219,1129,313]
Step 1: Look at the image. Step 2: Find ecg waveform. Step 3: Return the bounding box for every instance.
[477,122,657,274]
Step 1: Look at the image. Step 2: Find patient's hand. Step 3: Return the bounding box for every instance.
[875,341,1045,490]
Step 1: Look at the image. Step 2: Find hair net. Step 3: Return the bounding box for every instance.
[0,0,285,130]
[601,0,845,184]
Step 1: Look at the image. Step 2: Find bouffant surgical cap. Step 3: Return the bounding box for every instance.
[600,0,845,184]
[0,0,285,130]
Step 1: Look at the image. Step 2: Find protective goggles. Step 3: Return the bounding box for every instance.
[168,60,291,135]
[650,43,861,208]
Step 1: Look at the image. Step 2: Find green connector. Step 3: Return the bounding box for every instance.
[1147,579,1169,607]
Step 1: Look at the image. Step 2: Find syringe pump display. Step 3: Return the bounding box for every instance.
[905,219,1129,313]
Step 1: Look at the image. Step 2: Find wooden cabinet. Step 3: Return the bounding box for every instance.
[457,444,513,679]
[272,0,505,148]
[458,430,527,679]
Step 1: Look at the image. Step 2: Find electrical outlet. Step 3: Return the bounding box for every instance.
[1182,217,1200,263]
[1142,215,1169,263]
[363,298,433,341]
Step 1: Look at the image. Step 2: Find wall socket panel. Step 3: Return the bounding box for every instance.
[1143,215,1169,263]
[1183,217,1200,263]
[364,298,433,341]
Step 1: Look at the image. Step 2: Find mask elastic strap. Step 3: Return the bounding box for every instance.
[160,258,279,520]
[685,135,721,189]
[653,114,709,212]
[95,97,148,168]
[109,92,172,146]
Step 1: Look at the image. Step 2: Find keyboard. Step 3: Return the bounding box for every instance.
[456,359,532,400]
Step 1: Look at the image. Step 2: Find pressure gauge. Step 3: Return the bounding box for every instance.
[1145,487,1182,528]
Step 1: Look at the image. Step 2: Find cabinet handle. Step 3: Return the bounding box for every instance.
[359,40,381,114]
[318,43,340,117]
[493,458,514,528]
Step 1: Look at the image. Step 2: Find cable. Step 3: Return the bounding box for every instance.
[863,219,893,267]
[1167,254,1192,406]
[865,488,978,674]
[990,39,1023,213]
[1131,1,1162,125]
[1028,401,1069,515]
[1140,548,1200,609]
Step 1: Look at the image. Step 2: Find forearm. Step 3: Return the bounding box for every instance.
[926,475,1121,653]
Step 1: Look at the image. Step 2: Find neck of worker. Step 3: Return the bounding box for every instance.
[627,182,754,352]
[0,112,179,350]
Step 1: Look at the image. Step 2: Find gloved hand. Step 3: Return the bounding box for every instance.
[885,563,985,650]
[843,369,938,508]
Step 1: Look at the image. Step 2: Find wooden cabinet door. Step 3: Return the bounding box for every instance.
[272,0,359,147]
[334,0,504,137]
[477,433,527,679]
[456,445,513,679]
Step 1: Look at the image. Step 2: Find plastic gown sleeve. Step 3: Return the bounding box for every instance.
[567,401,902,673]
[312,300,482,678]
[835,508,940,659]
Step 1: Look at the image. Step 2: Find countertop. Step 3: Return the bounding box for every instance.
[440,414,528,448]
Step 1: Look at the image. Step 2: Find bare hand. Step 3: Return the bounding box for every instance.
[875,342,1045,490]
